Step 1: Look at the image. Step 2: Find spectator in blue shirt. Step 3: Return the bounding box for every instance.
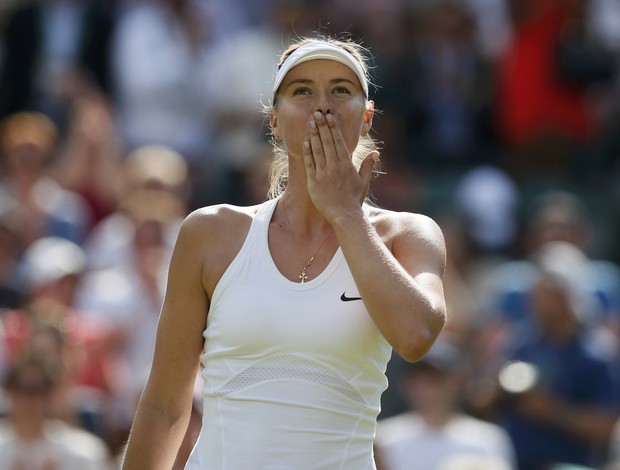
[494,241,619,470]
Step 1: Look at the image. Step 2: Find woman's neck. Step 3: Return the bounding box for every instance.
[279,190,331,236]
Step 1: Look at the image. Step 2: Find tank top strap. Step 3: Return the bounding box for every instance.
[255,197,279,226]
[250,197,278,248]
[210,198,279,306]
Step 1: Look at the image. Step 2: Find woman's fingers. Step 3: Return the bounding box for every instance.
[305,112,373,215]
[325,113,347,162]
[308,113,326,170]
[358,151,380,203]
[359,151,379,184]
[302,138,315,173]
[308,111,349,171]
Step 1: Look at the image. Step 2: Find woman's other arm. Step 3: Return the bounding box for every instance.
[305,113,447,361]
[334,209,447,362]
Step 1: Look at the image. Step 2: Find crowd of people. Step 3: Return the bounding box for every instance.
[0,0,619,469]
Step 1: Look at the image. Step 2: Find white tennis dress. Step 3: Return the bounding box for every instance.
[185,198,392,469]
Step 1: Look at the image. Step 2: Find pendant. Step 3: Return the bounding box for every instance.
[298,255,314,283]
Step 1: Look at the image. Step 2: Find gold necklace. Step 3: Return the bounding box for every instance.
[281,199,333,283]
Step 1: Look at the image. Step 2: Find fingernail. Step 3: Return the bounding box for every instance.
[314,111,323,120]
[304,140,310,148]
[309,120,316,129]
[326,114,334,123]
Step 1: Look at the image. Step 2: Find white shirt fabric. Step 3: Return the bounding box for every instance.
[375,412,517,470]
[0,419,112,470]
[186,198,392,469]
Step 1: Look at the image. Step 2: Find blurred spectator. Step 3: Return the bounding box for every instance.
[0,0,116,126]
[466,192,620,464]
[409,166,519,359]
[398,0,498,172]
[0,237,123,449]
[76,165,187,445]
[375,338,516,470]
[496,0,618,184]
[521,190,592,253]
[52,93,123,227]
[484,191,620,342]
[110,0,219,170]
[230,142,272,206]
[82,144,188,271]
[0,352,113,469]
[75,188,186,435]
[0,111,93,250]
[18,236,87,308]
[454,164,519,255]
[475,241,619,469]
[121,144,190,206]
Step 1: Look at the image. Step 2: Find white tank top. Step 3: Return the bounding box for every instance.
[186,198,392,469]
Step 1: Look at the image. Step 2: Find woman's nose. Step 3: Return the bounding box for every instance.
[314,91,331,115]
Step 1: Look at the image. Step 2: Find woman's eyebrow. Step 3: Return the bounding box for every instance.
[284,77,359,89]
[284,78,313,88]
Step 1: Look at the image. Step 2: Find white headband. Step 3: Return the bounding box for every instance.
[272,41,369,101]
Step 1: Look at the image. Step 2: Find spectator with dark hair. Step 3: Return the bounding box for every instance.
[471,191,620,398]
[476,241,619,469]
[486,191,619,363]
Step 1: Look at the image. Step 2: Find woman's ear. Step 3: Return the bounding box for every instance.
[361,101,375,136]
[270,111,281,140]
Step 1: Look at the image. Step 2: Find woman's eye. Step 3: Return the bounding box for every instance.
[333,87,351,94]
[292,87,311,95]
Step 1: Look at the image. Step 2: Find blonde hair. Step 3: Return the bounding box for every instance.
[265,36,381,199]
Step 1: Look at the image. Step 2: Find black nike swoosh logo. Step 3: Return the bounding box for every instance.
[341,292,362,302]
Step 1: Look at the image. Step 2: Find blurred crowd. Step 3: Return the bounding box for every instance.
[0,0,619,469]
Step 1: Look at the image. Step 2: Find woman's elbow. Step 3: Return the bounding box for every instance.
[395,308,446,362]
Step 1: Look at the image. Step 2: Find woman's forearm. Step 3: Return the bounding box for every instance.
[121,396,192,470]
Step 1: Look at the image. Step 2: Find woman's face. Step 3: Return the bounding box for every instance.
[270,59,372,159]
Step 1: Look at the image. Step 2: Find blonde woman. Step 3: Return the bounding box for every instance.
[121,36,447,469]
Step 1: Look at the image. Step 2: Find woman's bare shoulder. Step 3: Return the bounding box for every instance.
[367,205,444,244]
[368,205,446,274]
[181,203,262,240]
[178,202,268,294]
